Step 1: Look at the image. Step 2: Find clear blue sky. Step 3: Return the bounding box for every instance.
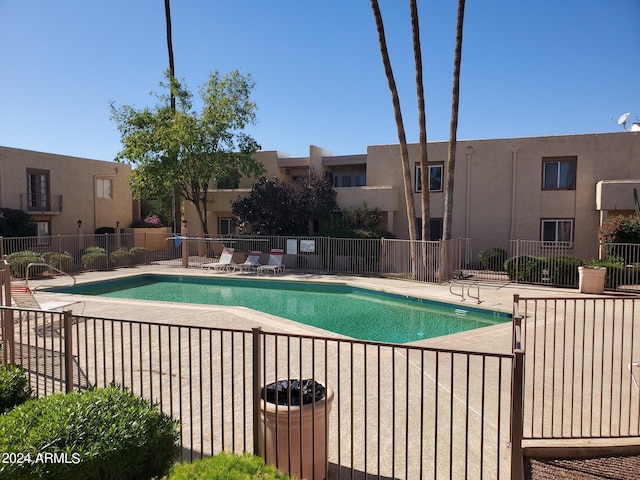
[1,1,639,161]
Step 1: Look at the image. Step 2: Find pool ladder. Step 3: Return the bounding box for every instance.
[449,280,481,304]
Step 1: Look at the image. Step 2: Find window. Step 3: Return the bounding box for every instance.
[216,170,240,190]
[542,157,576,190]
[415,218,443,241]
[541,219,573,243]
[332,171,366,187]
[35,221,50,245]
[219,217,235,235]
[415,163,443,192]
[97,178,113,199]
[27,169,50,210]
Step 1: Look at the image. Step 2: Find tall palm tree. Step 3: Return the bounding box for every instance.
[370,0,418,273]
[164,0,181,233]
[441,0,466,281]
[442,0,466,241]
[165,0,176,110]
[410,0,430,243]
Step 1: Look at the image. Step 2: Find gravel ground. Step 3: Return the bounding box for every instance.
[526,455,640,480]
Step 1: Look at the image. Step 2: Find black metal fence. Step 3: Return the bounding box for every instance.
[1,306,516,479]
[2,234,640,291]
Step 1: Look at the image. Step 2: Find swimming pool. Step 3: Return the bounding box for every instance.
[50,275,510,344]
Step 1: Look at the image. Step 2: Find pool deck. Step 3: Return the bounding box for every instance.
[18,266,640,478]
[27,264,601,356]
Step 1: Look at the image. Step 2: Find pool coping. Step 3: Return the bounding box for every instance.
[24,264,588,354]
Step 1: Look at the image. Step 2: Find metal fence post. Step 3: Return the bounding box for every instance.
[182,227,189,268]
[515,239,520,284]
[252,327,262,456]
[511,295,525,480]
[64,311,74,393]
[1,266,15,365]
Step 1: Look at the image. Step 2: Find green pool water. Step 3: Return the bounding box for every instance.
[51,275,510,344]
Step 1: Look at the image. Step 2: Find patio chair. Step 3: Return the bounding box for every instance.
[256,249,285,275]
[231,251,262,272]
[629,361,640,390]
[10,285,82,312]
[201,247,235,271]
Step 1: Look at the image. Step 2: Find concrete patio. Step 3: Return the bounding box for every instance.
[10,265,640,479]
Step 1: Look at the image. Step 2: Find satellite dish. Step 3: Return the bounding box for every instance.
[617,112,630,128]
[631,122,640,132]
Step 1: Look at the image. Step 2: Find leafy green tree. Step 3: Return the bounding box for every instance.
[599,215,640,244]
[233,174,337,235]
[0,208,36,237]
[329,202,393,239]
[111,70,264,235]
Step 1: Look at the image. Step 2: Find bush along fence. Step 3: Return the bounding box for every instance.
[1,234,640,291]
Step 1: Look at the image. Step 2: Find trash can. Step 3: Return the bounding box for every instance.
[578,266,607,294]
[259,379,334,480]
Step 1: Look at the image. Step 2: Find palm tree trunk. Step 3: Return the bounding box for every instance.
[443,0,466,241]
[370,0,419,275]
[441,0,466,281]
[164,0,182,234]
[410,0,433,280]
[410,0,430,243]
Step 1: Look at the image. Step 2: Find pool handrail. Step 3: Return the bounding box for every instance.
[26,262,77,290]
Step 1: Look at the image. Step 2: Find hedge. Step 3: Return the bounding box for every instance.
[478,247,507,271]
[81,246,108,271]
[165,451,291,480]
[0,365,32,414]
[504,255,547,283]
[548,256,584,286]
[0,385,180,480]
[6,251,44,279]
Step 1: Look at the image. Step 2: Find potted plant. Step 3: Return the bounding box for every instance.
[579,264,607,294]
[259,379,334,480]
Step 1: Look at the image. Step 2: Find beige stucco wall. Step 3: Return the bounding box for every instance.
[0,146,133,235]
[367,132,640,260]
[186,132,640,260]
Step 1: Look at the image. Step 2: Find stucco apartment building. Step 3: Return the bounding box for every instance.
[185,131,640,262]
[0,146,133,239]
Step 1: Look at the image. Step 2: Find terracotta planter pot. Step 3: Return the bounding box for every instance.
[258,380,334,480]
[579,266,606,294]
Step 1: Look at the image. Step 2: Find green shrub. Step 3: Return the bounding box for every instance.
[478,247,507,271]
[165,451,292,480]
[589,259,625,289]
[81,246,108,270]
[0,208,36,237]
[42,251,74,273]
[6,251,44,279]
[0,384,180,480]
[0,365,32,414]
[129,247,148,265]
[599,215,640,244]
[109,247,131,267]
[549,256,584,286]
[504,255,547,283]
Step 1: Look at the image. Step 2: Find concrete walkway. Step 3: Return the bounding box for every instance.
[18,266,640,479]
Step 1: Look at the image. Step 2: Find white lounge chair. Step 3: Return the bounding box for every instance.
[630,361,640,390]
[10,285,82,312]
[256,249,285,275]
[231,251,262,272]
[201,247,235,271]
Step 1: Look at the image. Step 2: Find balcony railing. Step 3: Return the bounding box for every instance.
[20,194,63,214]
